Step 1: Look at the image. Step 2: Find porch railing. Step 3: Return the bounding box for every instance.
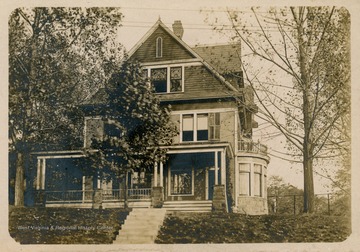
[38,188,152,204]
[45,190,93,203]
[127,188,152,200]
[238,139,268,155]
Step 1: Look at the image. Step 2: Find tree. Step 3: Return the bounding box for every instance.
[86,60,178,205]
[9,7,123,206]
[208,7,350,212]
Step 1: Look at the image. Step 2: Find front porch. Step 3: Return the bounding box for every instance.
[32,143,231,212]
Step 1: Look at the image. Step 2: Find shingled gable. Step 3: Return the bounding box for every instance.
[127,19,240,94]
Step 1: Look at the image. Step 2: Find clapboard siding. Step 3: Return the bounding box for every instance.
[130,27,195,63]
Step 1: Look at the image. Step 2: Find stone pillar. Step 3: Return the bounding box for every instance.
[92,189,103,209]
[151,186,164,208]
[212,185,227,212]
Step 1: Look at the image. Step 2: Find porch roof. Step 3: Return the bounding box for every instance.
[162,141,234,157]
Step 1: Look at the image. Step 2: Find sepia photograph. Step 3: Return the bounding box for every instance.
[4,1,358,251]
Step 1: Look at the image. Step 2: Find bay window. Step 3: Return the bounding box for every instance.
[254,164,262,197]
[239,163,250,196]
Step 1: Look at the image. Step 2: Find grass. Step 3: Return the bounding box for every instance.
[9,207,351,244]
[155,212,351,243]
[9,206,129,244]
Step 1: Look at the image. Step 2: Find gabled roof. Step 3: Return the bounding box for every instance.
[128,19,240,94]
[192,44,242,74]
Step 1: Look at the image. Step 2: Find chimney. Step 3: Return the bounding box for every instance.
[172,20,184,39]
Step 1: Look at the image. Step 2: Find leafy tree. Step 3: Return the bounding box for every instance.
[86,60,178,205]
[9,7,123,206]
[208,7,350,212]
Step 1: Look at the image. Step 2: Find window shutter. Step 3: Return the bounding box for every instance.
[209,113,220,140]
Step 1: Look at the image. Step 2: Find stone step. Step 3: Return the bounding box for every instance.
[163,200,212,205]
[113,208,166,244]
[119,229,159,236]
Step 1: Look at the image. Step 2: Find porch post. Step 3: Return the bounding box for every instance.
[154,162,158,186]
[221,150,226,185]
[36,158,41,190]
[214,151,218,185]
[41,159,46,190]
[159,161,164,187]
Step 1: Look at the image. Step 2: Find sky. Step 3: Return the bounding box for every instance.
[114,2,339,193]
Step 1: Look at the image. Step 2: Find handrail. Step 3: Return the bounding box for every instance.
[238,139,268,155]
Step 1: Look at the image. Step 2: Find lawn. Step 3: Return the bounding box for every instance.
[9,207,351,244]
[9,206,129,244]
[155,212,351,243]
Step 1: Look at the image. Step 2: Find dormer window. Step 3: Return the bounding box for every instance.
[156,37,163,58]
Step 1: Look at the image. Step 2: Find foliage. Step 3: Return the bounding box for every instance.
[156,212,351,243]
[9,7,123,151]
[9,206,129,244]
[9,7,124,205]
[207,7,350,212]
[86,60,178,178]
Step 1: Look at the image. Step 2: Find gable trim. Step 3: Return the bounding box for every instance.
[128,19,240,95]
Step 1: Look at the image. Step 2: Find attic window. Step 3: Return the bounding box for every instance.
[156,37,163,58]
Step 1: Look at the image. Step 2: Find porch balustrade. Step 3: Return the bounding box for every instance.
[238,140,268,155]
[37,188,152,204]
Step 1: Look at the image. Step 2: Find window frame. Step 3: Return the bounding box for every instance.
[239,163,251,196]
[169,166,195,196]
[143,65,185,94]
[180,112,220,143]
[156,37,163,58]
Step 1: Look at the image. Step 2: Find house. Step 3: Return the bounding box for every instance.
[30,19,270,215]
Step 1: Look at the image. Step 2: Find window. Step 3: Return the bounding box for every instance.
[254,164,262,197]
[197,114,208,141]
[145,66,184,93]
[181,112,220,142]
[239,163,250,196]
[132,171,146,186]
[170,167,193,195]
[156,37,162,58]
[151,68,167,93]
[182,114,194,141]
[170,67,182,92]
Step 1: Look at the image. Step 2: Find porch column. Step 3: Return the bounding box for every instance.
[41,159,46,190]
[221,150,226,185]
[36,158,41,190]
[214,151,218,185]
[154,162,158,186]
[159,161,164,187]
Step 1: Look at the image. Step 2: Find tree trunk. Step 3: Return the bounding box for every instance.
[303,149,315,213]
[14,152,24,206]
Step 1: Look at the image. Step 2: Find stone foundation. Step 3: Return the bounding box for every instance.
[236,196,268,215]
[212,185,227,212]
[92,189,103,209]
[151,186,164,208]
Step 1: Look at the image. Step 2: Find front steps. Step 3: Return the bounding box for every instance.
[162,200,212,212]
[113,208,166,244]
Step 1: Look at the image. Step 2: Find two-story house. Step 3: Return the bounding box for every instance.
[31,19,270,215]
